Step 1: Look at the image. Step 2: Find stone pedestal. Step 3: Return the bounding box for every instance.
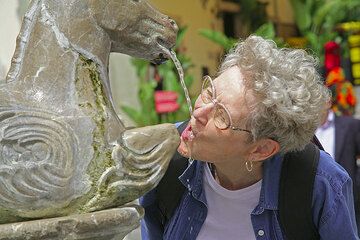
[0,206,143,240]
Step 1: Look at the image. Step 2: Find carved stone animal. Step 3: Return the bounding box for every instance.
[0,0,180,224]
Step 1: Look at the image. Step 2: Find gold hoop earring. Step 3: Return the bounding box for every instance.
[245,161,253,172]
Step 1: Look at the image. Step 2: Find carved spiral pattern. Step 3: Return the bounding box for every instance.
[0,107,78,210]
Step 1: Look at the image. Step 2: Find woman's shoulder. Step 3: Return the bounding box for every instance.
[315,150,351,191]
[312,151,358,238]
[312,150,352,219]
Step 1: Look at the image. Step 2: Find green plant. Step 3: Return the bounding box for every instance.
[199,22,284,53]
[121,27,195,127]
[235,0,269,35]
[290,0,360,61]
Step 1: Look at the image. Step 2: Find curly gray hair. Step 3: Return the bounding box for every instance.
[219,35,330,153]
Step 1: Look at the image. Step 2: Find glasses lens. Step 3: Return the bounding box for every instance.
[214,106,231,129]
[201,76,213,104]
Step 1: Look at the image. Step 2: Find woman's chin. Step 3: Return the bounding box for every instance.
[177,140,190,157]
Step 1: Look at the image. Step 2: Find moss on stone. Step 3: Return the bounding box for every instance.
[75,56,116,211]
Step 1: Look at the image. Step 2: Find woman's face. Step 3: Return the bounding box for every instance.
[178,66,258,164]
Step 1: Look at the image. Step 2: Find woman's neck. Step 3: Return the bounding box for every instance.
[210,161,263,190]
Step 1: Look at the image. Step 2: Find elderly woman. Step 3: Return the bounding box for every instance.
[140,36,358,239]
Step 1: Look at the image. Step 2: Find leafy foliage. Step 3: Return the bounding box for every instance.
[198,29,237,52]
[199,22,284,53]
[236,0,268,34]
[289,0,360,61]
[121,27,195,127]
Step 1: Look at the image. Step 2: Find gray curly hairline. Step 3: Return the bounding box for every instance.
[218,35,330,153]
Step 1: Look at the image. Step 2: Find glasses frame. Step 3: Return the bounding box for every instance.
[201,75,251,133]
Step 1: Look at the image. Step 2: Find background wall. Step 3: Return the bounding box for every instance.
[0,1,22,79]
[150,0,224,94]
[266,0,297,37]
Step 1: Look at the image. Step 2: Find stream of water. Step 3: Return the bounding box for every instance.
[167,49,193,116]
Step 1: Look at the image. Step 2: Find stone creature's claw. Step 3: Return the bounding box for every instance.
[116,123,180,192]
[85,123,180,211]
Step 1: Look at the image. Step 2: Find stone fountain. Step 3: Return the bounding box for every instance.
[0,0,180,239]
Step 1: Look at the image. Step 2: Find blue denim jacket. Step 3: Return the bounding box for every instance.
[140,151,359,240]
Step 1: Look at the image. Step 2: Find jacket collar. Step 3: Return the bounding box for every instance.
[258,154,283,211]
[179,160,205,200]
[178,154,283,211]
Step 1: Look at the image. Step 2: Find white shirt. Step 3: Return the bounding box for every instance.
[196,164,262,240]
[316,110,335,159]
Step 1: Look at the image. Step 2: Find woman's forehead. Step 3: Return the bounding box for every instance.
[214,68,255,120]
[214,67,244,91]
[215,67,247,95]
[216,66,243,82]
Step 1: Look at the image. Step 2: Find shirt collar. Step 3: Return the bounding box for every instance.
[179,154,283,211]
[320,110,335,130]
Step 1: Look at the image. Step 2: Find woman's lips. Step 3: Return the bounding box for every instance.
[181,123,195,142]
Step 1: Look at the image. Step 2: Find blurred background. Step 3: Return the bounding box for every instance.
[0,0,360,238]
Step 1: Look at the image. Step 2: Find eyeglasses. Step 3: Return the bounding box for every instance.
[201,75,251,133]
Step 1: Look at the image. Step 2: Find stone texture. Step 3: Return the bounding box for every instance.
[0,0,179,238]
[0,206,143,240]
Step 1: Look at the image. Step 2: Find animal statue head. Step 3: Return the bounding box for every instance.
[88,0,177,62]
[0,0,180,224]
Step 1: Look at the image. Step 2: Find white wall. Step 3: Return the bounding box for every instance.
[109,53,140,126]
[0,1,22,80]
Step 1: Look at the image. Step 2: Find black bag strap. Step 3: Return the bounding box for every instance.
[279,143,320,240]
[311,135,324,151]
[157,121,189,225]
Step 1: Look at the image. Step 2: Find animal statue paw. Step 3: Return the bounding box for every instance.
[85,123,180,211]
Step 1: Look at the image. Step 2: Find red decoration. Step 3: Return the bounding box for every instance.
[154,91,180,114]
[324,41,341,76]
[324,41,357,116]
[325,66,357,116]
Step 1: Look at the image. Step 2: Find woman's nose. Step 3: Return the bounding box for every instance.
[193,101,215,125]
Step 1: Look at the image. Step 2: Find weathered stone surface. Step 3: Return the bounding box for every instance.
[0,206,143,240]
[0,0,179,229]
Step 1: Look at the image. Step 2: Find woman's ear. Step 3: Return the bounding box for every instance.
[250,138,280,162]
